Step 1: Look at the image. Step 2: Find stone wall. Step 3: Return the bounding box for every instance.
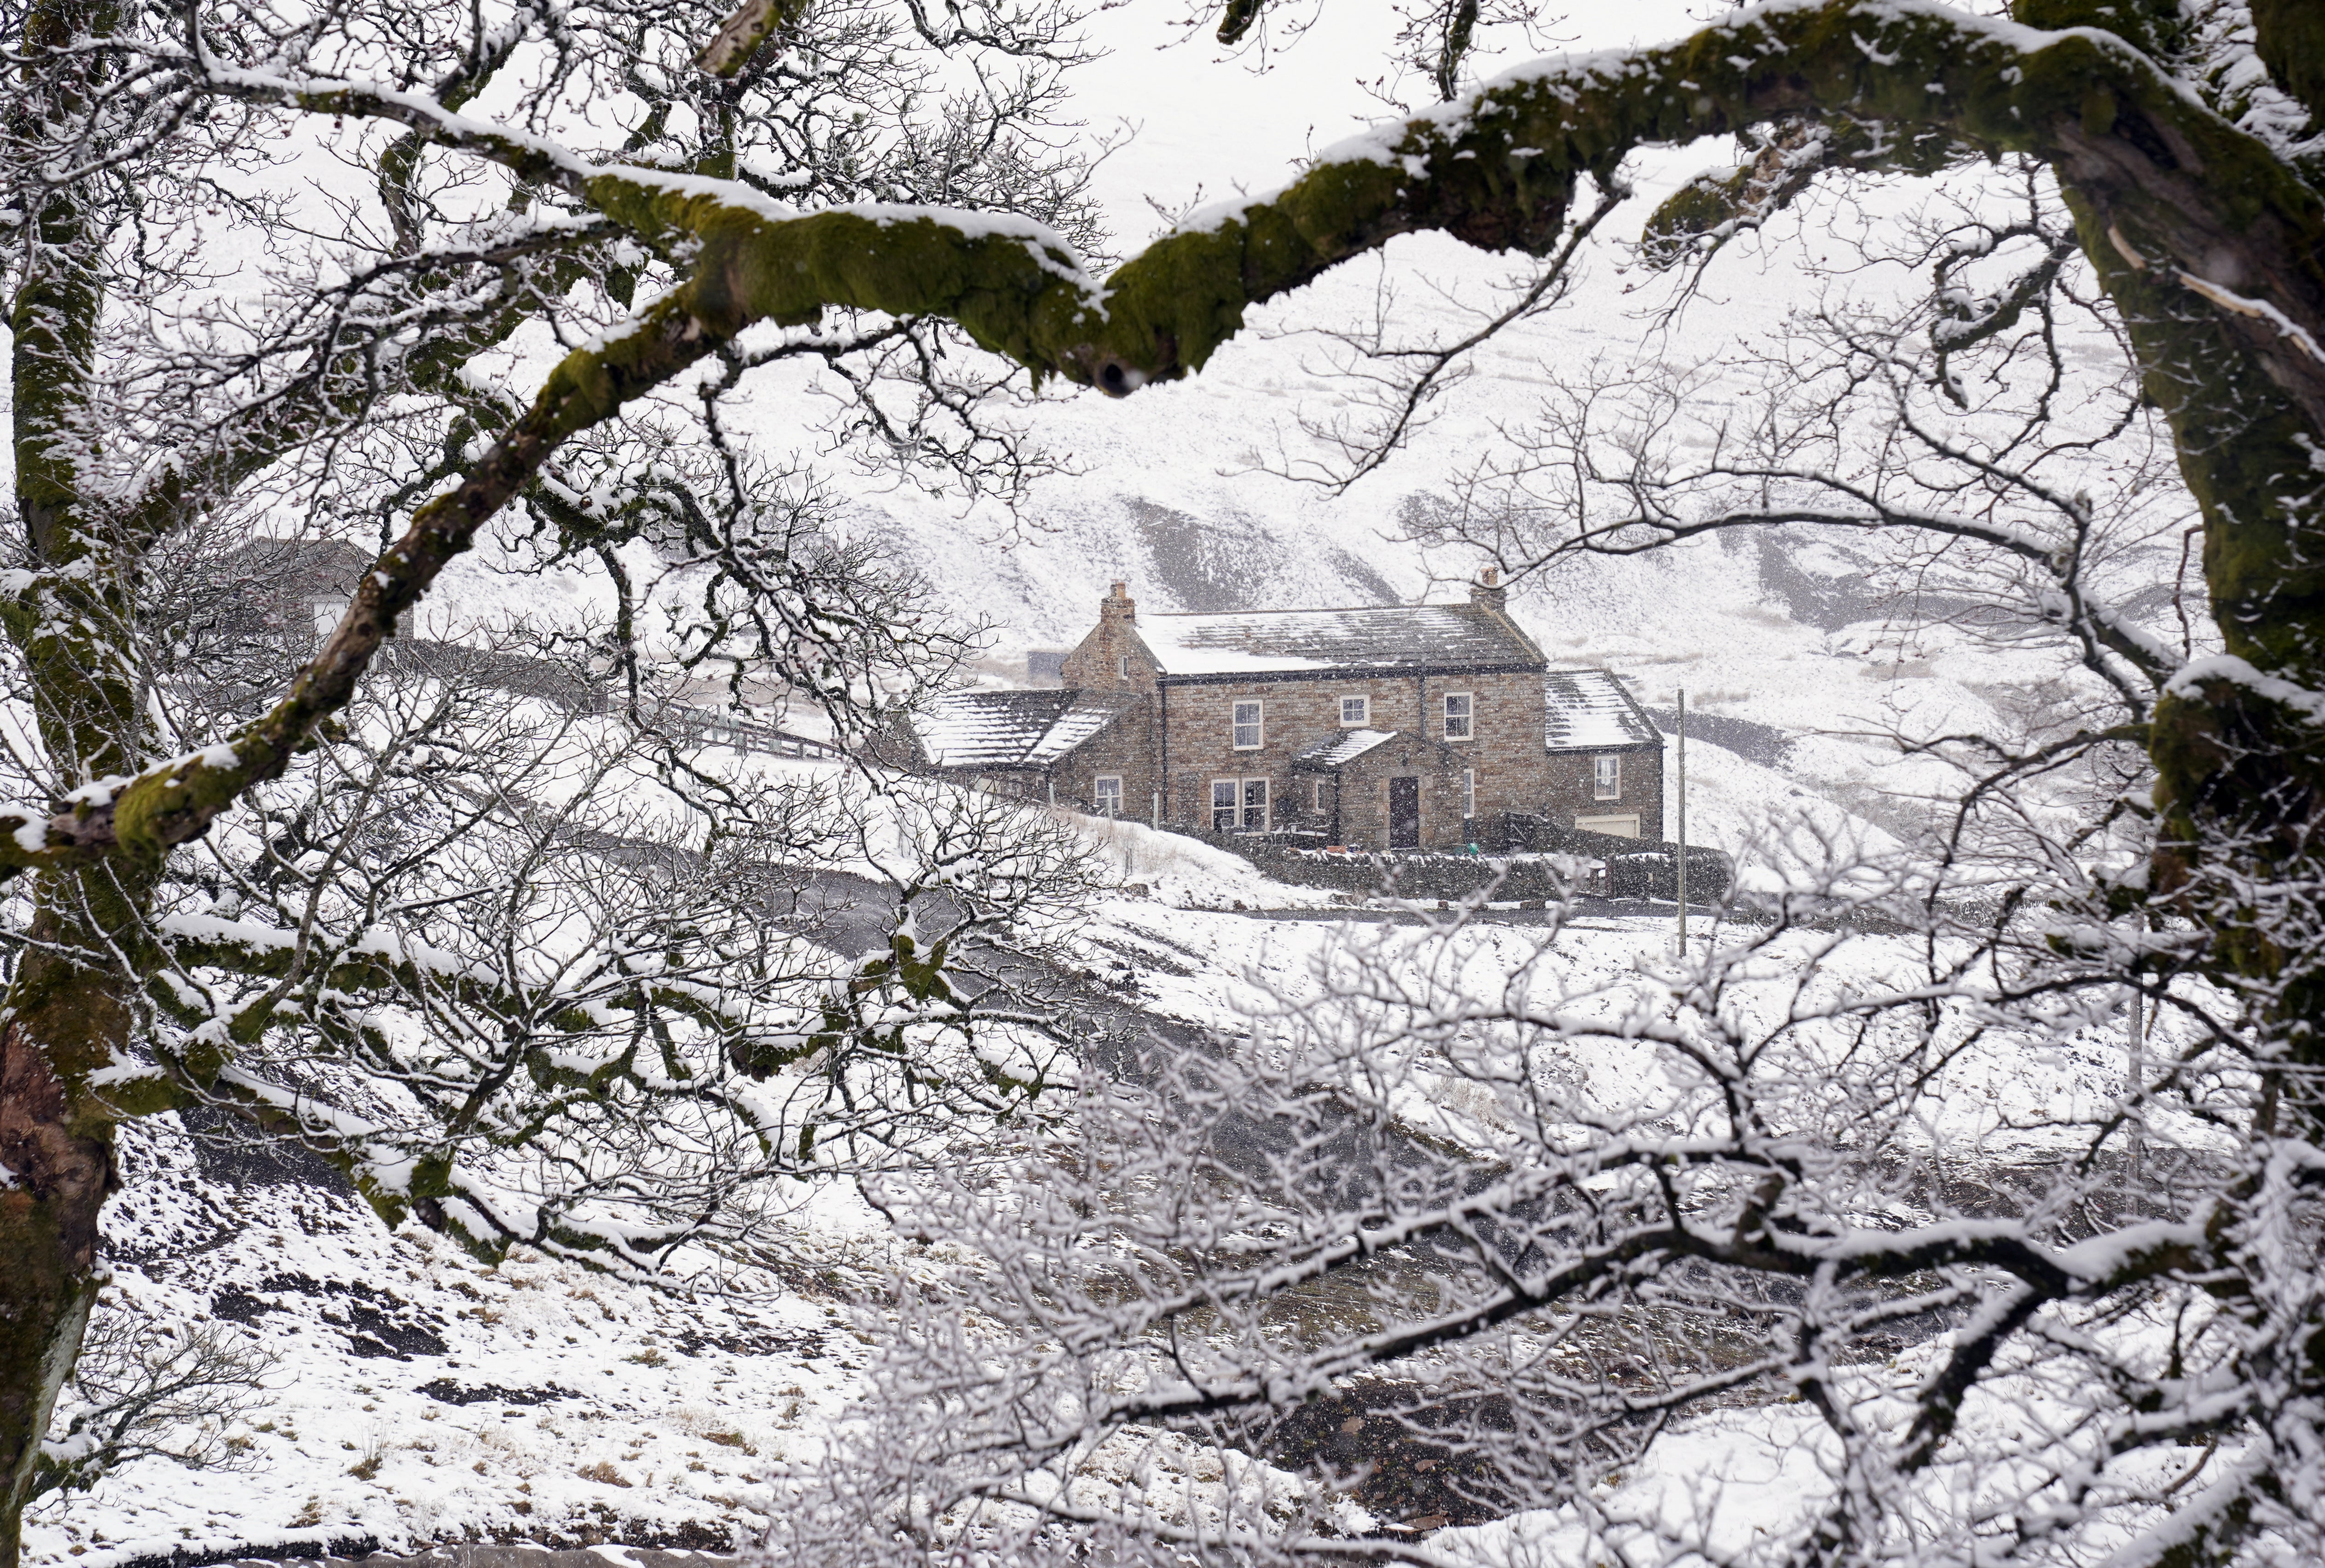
[1181,827,1735,905]
[1178,829,1580,902]
[1179,820,1734,906]
[1495,813,1731,901]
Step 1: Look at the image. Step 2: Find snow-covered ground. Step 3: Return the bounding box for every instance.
[30,1113,877,1567]
[42,847,2186,1566]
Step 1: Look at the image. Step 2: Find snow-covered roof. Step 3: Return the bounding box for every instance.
[1290,728,1401,769]
[1027,692,1128,761]
[915,688,1137,767]
[1544,669,1661,751]
[1135,603,1542,678]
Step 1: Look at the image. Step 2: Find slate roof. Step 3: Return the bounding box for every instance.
[1544,669,1661,751]
[1289,728,1401,769]
[1135,603,1543,678]
[915,688,1138,768]
[1027,691,1132,762]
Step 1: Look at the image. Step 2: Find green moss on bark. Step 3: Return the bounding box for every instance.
[2251,0,2325,131]
[0,1201,98,1568]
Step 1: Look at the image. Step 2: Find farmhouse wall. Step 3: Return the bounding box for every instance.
[1056,700,1158,819]
[1164,670,1548,847]
[1542,744,1665,840]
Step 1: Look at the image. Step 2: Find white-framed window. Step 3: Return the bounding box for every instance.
[1211,778,1238,831]
[1232,699,1264,750]
[1443,691,1474,740]
[1464,768,1476,820]
[1241,777,1269,830]
[1312,778,1326,811]
[1094,775,1122,815]
[1339,694,1369,727]
[1594,755,1621,800]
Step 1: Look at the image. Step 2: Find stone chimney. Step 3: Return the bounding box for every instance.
[1062,580,1143,690]
[1471,566,1508,614]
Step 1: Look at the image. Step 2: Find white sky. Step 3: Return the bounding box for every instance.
[1067,0,1732,245]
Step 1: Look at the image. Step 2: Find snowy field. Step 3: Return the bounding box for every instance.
[31,1117,866,1566]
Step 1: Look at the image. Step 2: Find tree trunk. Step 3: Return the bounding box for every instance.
[0,1065,108,1568]
[1,1,148,1553]
[0,908,137,1568]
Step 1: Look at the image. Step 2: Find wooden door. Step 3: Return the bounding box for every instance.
[1388,776,1420,848]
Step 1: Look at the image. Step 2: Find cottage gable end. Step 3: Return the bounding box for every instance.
[1059,581,1160,692]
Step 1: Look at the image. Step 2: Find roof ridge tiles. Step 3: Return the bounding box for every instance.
[1146,601,1480,617]
[1133,601,1540,678]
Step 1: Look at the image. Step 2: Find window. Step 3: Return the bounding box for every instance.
[1464,768,1476,821]
[1095,775,1122,816]
[1242,777,1269,830]
[1339,695,1369,727]
[1312,779,1325,811]
[1117,653,1129,679]
[1443,692,1474,740]
[1214,778,1268,831]
[1232,699,1264,750]
[1594,755,1621,800]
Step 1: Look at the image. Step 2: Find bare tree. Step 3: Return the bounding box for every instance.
[0,0,1116,1554]
[33,1289,277,1504]
[766,7,2325,1568]
[6,0,2325,1562]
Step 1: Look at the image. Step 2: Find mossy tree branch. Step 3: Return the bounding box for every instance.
[139,925,780,1244]
[2250,0,2325,131]
[50,2,2321,1051]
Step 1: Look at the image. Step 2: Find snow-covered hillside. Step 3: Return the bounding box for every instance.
[31,1114,863,1568]
[633,0,2162,867]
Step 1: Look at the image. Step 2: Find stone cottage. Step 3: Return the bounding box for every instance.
[905,577,1667,851]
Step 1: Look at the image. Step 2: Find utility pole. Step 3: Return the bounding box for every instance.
[1676,688,1688,954]
[2127,911,2146,1176]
